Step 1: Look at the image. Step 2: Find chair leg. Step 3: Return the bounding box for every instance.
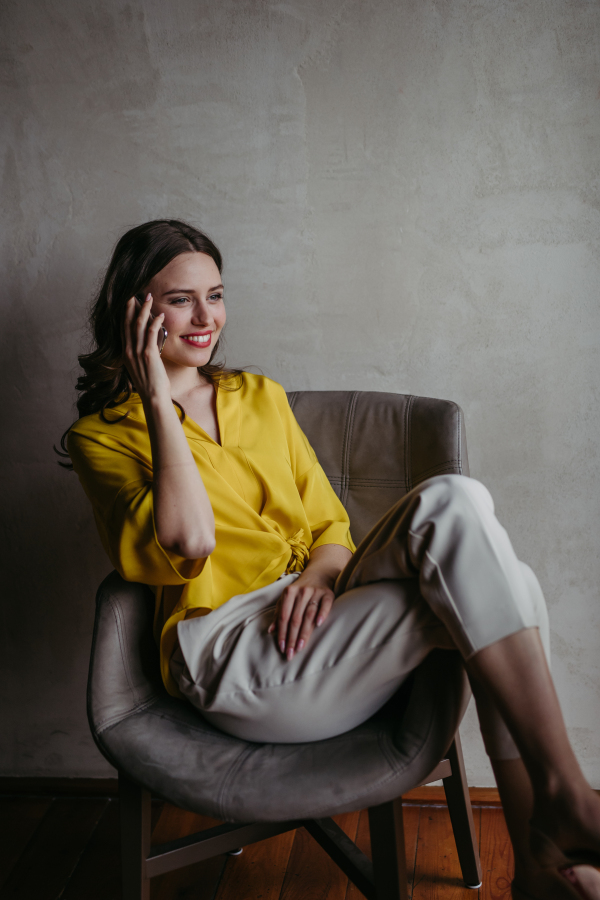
[368,798,409,900]
[119,770,151,900]
[442,733,483,889]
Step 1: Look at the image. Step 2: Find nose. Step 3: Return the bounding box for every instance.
[190,299,213,326]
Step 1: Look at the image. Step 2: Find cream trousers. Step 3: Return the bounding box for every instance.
[171,475,549,759]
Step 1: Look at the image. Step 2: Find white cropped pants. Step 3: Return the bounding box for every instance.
[171,475,549,759]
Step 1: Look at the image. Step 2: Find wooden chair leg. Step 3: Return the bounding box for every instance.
[442,733,482,889]
[119,770,151,900]
[368,798,409,900]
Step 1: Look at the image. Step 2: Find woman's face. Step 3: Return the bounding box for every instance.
[145,251,226,370]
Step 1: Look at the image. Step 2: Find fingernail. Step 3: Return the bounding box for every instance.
[297,639,305,651]
[316,617,324,627]
[268,624,274,634]
[279,641,285,653]
[286,648,294,661]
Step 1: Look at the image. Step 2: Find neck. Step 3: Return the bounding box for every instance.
[162,361,208,399]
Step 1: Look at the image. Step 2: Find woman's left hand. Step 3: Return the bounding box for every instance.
[268,575,335,660]
[267,543,352,660]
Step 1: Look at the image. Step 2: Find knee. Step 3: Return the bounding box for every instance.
[417,474,495,517]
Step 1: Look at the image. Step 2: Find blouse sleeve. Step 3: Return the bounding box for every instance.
[269,382,356,554]
[68,428,206,585]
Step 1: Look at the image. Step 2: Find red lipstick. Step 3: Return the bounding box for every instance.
[180,331,212,347]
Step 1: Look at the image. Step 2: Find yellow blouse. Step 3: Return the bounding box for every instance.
[68,374,355,695]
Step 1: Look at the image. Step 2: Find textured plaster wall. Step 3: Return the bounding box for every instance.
[1,0,599,786]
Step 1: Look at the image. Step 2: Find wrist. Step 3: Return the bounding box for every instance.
[143,392,181,425]
[296,566,336,590]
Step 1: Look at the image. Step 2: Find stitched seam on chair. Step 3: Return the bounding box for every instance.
[93,592,160,732]
[412,460,462,484]
[287,392,298,412]
[218,744,261,818]
[404,396,414,493]
[303,715,438,817]
[376,687,438,776]
[340,392,359,507]
[110,596,138,705]
[144,707,225,733]
[457,407,462,473]
[306,684,448,817]
[326,477,409,487]
[94,694,163,734]
[87,601,101,731]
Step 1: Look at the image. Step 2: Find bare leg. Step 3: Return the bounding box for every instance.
[492,758,600,899]
[467,629,600,876]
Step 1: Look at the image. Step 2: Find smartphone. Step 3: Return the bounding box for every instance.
[135,295,168,354]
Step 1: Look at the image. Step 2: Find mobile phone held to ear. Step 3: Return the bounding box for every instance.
[135,295,168,355]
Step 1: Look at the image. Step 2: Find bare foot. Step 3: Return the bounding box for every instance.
[562,867,600,900]
[515,865,600,900]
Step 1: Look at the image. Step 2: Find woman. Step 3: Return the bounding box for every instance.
[63,220,600,900]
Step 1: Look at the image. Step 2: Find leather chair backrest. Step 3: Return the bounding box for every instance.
[288,391,468,544]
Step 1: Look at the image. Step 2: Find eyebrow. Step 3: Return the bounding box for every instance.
[162,284,224,296]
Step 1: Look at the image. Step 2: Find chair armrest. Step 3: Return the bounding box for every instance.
[87,571,164,738]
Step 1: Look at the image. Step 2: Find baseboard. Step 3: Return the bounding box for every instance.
[0,777,119,797]
[403,785,502,806]
[0,777,501,805]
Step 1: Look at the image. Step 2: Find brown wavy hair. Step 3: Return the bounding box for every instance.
[57,219,241,467]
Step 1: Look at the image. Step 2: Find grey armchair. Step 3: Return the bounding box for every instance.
[88,391,482,900]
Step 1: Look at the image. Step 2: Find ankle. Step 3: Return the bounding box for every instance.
[532,781,600,846]
[513,855,543,883]
[531,770,589,817]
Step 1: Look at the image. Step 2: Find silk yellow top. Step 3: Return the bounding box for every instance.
[68,374,355,695]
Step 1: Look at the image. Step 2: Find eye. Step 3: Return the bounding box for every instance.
[208,292,223,302]
[169,297,189,305]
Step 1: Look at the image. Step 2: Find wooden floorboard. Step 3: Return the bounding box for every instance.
[403,806,421,899]
[411,805,482,900]
[0,797,53,891]
[479,807,513,900]
[0,797,107,900]
[214,828,296,900]
[345,809,372,900]
[60,799,121,900]
[150,802,226,900]
[279,812,360,900]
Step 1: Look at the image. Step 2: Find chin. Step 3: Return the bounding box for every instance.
[162,351,211,369]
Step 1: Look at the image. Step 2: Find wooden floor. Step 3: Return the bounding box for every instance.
[0,789,514,900]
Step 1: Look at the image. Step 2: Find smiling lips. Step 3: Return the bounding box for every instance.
[180,332,212,347]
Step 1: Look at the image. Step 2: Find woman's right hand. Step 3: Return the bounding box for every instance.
[123,294,171,403]
[122,292,216,558]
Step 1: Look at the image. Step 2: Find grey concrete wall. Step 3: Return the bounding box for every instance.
[1,0,599,786]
